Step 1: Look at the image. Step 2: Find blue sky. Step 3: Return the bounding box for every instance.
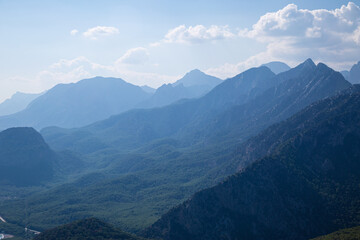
[0,0,359,101]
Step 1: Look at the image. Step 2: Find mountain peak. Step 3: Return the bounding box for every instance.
[188,69,203,74]
[173,69,222,88]
[181,69,207,79]
[315,62,330,71]
[303,58,316,68]
[261,61,291,74]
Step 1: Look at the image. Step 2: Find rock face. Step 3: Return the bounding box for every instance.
[144,86,360,240]
[0,127,56,186]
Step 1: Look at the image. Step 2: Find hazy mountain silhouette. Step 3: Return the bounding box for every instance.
[140,85,156,94]
[261,61,290,74]
[144,85,360,240]
[0,77,151,130]
[0,92,42,116]
[349,61,360,84]
[42,66,275,153]
[341,62,360,84]
[341,70,350,81]
[42,59,350,154]
[173,69,221,88]
[139,69,222,108]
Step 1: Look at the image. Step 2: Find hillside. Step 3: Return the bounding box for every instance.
[311,226,360,240]
[34,218,146,240]
[0,77,151,130]
[144,85,360,240]
[0,127,56,186]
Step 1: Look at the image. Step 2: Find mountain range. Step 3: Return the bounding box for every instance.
[144,85,360,240]
[42,59,350,154]
[0,71,223,131]
[0,59,357,240]
[138,69,222,109]
[0,77,151,130]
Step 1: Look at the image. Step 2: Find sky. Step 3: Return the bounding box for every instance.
[0,0,359,102]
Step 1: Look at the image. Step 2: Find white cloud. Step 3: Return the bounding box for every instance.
[354,26,360,44]
[116,47,149,65]
[208,2,360,78]
[83,26,119,40]
[155,24,234,45]
[5,48,178,98]
[70,29,79,36]
[243,2,360,60]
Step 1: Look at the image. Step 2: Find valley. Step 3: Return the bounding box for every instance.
[0,57,359,240]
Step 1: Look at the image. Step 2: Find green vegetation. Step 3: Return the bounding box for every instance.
[0,127,56,186]
[0,60,354,238]
[144,86,360,240]
[311,226,360,240]
[34,218,147,240]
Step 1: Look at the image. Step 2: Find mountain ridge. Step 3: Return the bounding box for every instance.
[0,77,151,130]
[138,69,222,109]
[143,85,360,240]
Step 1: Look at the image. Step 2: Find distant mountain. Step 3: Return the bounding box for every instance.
[34,218,146,240]
[42,66,275,153]
[139,83,194,108]
[0,77,151,130]
[311,225,360,240]
[139,69,222,108]
[144,85,360,240]
[0,92,42,116]
[261,61,290,74]
[0,127,56,186]
[140,85,156,94]
[195,59,351,143]
[349,61,360,84]
[42,59,350,154]
[341,70,350,81]
[173,69,221,88]
[4,60,352,233]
